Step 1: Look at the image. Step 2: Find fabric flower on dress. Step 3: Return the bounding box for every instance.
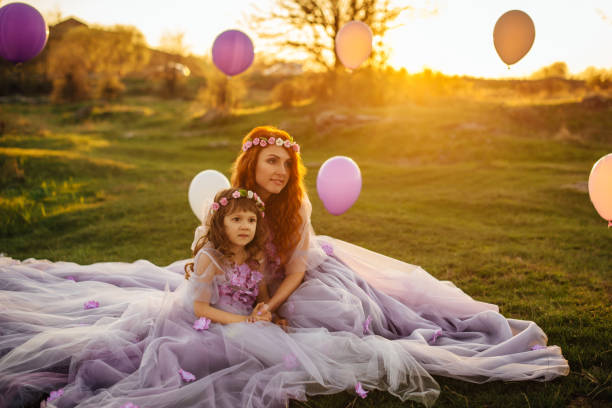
[530,344,546,351]
[120,403,139,408]
[178,368,196,382]
[193,317,211,331]
[362,315,372,335]
[283,354,298,370]
[47,388,64,402]
[83,300,99,310]
[429,329,442,344]
[355,382,368,398]
[320,243,334,256]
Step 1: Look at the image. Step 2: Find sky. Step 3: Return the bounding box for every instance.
[5,0,612,78]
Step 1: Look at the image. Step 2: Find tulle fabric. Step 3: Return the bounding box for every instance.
[0,255,439,408]
[265,194,569,384]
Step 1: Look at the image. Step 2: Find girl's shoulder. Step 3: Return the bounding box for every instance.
[194,246,225,277]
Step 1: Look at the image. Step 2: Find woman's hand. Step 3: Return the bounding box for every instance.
[246,302,271,323]
[272,314,289,332]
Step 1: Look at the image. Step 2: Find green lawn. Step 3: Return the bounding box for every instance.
[1,95,610,407]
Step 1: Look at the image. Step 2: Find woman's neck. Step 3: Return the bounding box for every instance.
[254,186,271,202]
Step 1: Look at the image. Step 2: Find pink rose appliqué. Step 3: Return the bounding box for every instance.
[355,382,368,398]
[283,354,298,369]
[178,368,196,382]
[193,317,211,331]
[47,388,64,402]
[362,315,372,335]
[83,300,99,310]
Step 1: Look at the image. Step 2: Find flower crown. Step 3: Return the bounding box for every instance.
[211,189,265,218]
[242,135,300,153]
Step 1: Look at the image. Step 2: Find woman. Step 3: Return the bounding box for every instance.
[230,125,570,383]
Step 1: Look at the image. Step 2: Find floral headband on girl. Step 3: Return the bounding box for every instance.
[211,189,265,218]
[242,135,300,153]
[191,189,265,251]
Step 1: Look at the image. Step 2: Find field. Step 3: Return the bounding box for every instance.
[1,93,611,407]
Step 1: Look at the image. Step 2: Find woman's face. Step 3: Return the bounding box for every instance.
[255,145,291,197]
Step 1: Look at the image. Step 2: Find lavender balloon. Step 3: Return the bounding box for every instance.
[317,156,362,216]
[212,30,254,76]
[0,2,49,63]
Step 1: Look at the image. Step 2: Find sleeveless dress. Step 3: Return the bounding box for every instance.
[0,248,439,408]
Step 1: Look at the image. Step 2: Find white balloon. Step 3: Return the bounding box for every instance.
[188,170,231,222]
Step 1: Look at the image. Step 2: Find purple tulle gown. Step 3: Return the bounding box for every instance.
[0,196,569,407]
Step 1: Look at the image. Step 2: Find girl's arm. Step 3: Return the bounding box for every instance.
[194,301,249,324]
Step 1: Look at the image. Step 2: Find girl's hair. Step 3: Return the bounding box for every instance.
[184,188,268,279]
[230,126,307,263]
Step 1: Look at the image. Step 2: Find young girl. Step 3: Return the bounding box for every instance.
[184,187,272,324]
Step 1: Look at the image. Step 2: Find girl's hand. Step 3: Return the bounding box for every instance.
[246,303,271,323]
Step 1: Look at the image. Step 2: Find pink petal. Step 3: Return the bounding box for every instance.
[355,382,368,398]
[362,315,372,335]
[178,368,196,382]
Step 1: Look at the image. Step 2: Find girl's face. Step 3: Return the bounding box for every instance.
[255,145,291,198]
[223,209,258,249]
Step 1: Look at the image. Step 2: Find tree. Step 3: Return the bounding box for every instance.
[530,61,569,80]
[47,25,150,102]
[248,0,415,72]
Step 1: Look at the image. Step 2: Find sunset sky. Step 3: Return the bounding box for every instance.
[6,0,612,78]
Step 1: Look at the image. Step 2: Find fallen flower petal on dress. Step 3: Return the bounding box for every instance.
[178,368,196,382]
[355,382,368,398]
[83,300,99,309]
[193,317,211,331]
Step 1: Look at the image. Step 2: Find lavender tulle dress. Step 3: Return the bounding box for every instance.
[0,194,569,407]
[0,247,438,408]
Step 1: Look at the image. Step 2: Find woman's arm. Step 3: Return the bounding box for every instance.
[266,270,305,312]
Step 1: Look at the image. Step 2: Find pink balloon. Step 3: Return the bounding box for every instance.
[588,153,612,227]
[335,21,372,70]
[212,30,254,76]
[316,156,362,215]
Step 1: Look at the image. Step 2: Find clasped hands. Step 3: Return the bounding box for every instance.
[245,303,289,331]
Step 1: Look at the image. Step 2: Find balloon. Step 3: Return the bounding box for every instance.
[188,170,230,222]
[493,10,535,66]
[212,30,254,76]
[588,153,612,227]
[0,2,49,63]
[335,21,373,69]
[316,156,362,215]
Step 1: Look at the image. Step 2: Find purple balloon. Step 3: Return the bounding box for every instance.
[316,156,362,216]
[212,30,254,76]
[0,2,49,63]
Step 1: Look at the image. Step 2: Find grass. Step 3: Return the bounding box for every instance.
[1,94,611,407]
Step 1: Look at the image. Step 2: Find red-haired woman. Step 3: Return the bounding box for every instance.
[230,125,569,383]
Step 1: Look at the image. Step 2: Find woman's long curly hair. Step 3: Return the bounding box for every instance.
[184,188,268,279]
[230,126,307,263]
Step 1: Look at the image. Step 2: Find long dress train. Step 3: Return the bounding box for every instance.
[0,250,439,408]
